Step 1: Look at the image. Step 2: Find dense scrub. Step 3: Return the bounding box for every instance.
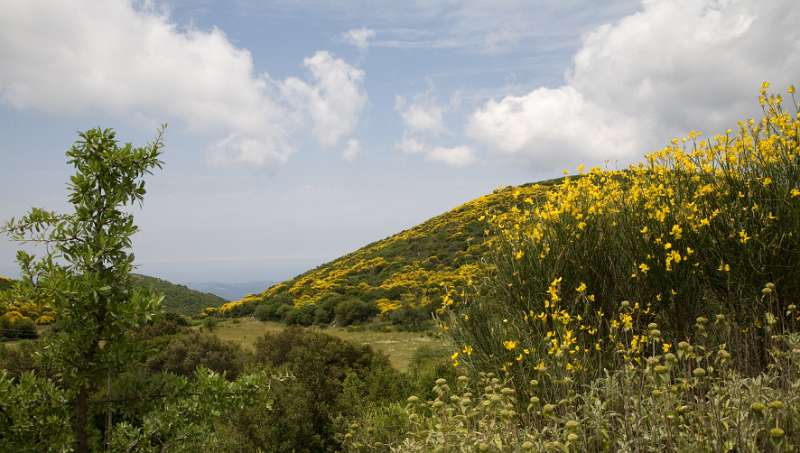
[449,83,800,390]
[0,321,451,452]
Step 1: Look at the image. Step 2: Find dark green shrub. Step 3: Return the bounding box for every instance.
[252,328,397,450]
[1,317,37,339]
[387,305,434,331]
[163,311,190,326]
[313,296,339,325]
[146,332,244,379]
[334,298,378,326]
[254,302,282,322]
[230,377,322,452]
[284,304,315,326]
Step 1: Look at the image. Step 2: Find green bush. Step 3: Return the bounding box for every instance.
[387,305,434,331]
[252,327,398,450]
[334,298,378,326]
[254,302,284,322]
[285,303,316,326]
[146,332,245,379]
[1,317,37,339]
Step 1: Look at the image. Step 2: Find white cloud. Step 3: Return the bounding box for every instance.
[467,0,800,170]
[395,95,446,135]
[393,92,473,166]
[0,0,367,166]
[427,146,476,167]
[281,51,367,148]
[342,138,361,161]
[343,27,376,50]
[395,133,428,155]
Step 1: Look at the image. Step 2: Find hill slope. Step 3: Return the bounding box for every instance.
[130,274,227,316]
[226,180,560,316]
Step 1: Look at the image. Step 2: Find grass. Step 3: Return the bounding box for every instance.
[195,318,449,371]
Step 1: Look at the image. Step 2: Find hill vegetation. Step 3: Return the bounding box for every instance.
[0,273,226,336]
[213,179,563,325]
[130,274,227,316]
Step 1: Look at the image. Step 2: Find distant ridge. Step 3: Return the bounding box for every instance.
[130,274,227,316]
[186,281,274,301]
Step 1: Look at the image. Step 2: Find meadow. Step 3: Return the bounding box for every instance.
[198,318,449,371]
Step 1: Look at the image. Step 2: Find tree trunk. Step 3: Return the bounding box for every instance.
[75,386,90,453]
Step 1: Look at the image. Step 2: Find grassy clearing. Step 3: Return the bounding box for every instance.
[195,318,449,371]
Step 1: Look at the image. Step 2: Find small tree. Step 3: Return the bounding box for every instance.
[3,127,165,452]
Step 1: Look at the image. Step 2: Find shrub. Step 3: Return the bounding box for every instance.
[284,303,316,326]
[252,328,398,450]
[254,302,284,322]
[334,298,378,326]
[387,305,434,331]
[1,316,37,339]
[146,332,245,379]
[343,329,800,452]
[450,84,800,392]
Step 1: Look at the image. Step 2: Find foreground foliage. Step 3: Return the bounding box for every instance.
[345,329,800,452]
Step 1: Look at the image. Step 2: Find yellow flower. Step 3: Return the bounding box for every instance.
[662,343,672,353]
[639,263,650,274]
[791,188,800,198]
[575,282,587,293]
[515,250,525,260]
[503,340,518,350]
[463,345,473,356]
[739,229,751,244]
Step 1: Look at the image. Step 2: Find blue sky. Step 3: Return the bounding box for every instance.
[1,0,799,284]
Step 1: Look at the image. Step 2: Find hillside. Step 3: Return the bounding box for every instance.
[130,274,227,316]
[1,273,226,317]
[0,276,12,292]
[221,179,562,316]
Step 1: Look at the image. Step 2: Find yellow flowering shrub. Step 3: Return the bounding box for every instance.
[450,83,800,392]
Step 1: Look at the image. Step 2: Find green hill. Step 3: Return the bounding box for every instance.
[219,180,562,318]
[130,274,227,316]
[0,276,12,292]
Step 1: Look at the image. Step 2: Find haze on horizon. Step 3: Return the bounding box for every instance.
[2,0,799,285]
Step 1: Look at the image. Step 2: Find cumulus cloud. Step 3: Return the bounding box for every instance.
[343,27,376,50]
[467,0,800,170]
[281,51,367,148]
[427,146,476,167]
[342,138,361,161]
[0,0,367,166]
[395,95,446,135]
[393,92,473,166]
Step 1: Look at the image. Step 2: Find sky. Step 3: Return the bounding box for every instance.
[1,0,799,285]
